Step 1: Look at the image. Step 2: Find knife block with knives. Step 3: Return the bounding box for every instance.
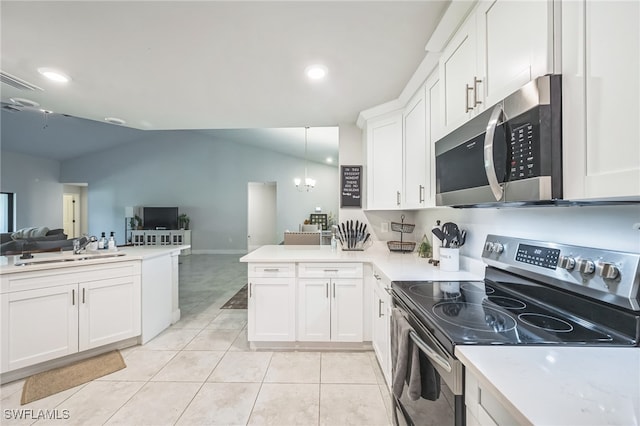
[336,220,370,251]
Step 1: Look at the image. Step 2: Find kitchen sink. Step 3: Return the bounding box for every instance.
[14,251,127,266]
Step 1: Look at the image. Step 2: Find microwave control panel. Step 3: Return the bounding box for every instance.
[509,122,537,181]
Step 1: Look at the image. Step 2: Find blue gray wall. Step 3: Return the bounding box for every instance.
[60,130,339,252]
[0,150,63,230]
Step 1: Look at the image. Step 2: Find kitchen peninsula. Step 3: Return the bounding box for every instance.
[0,245,188,383]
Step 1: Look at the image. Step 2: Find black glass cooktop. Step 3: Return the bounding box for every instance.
[392,269,638,351]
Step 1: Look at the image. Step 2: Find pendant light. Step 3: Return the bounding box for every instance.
[294,126,316,192]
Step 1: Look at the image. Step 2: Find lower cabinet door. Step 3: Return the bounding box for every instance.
[297,279,331,341]
[371,284,391,384]
[1,284,78,372]
[79,276,141,351]
[248,278,296,341]
[331,279,363,342]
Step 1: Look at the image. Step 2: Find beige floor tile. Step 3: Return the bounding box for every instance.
[151,351,224,382]
[98,350,177,381]
[36,381,145,426]
[228,328,250,352]
[378,383,394,424]
[1,381,88,426]
[321,352,378,384]
[263,352,321,384]
[248,383,319,425]
[105,382,201,425]
[208,351,272,383]
[368,351,388,385]
[320,384,391,426]
[176,382,260,425]
[0,379,24,400]
[184,329,242,351]
[206,312,247,330]
[141,328,200,350]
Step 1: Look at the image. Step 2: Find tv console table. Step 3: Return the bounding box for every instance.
[131,230,191,255]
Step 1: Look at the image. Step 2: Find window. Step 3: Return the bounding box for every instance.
[1,192,15,233]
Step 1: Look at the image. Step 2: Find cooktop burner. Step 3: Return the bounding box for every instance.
[432,302,517,333]
[487,296,526,310]
[518,313,573,333]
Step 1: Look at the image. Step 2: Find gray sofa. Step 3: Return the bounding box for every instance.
[1,227,73,255]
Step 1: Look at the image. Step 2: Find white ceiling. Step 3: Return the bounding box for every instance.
[0,1,449,161]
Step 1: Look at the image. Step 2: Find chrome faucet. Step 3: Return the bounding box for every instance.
[73,235,96,254]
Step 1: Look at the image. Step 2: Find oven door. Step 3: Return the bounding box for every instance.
[392,295,465,426]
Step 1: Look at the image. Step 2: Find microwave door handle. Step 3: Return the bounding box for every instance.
[484,103,506,201]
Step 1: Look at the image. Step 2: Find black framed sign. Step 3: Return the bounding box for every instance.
[341,165,362,208]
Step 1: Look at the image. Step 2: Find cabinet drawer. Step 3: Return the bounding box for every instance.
[247,263,295,278]
[298,263,363,279]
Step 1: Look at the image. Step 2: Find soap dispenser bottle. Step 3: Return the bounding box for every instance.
[98,232,107,250]
[108,232,116,251]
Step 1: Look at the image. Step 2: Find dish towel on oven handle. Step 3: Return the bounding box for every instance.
[391,307,441,402]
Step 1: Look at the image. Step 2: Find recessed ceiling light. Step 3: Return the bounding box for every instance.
[305,64,328,81]
[105,117,126,125]
[326,157,333,163]
[10,97,40,108]
[37,67,71,83]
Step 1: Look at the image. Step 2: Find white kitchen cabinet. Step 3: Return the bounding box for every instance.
[440,0,554,136]
[1,262,141,373]
[465,369,517,426]
[247,263,296,342]
[131,230,191,255]
[562,0,640,200]
[366,112,403,209]
[371,267,392,386]
[297,263,363,342]
[403,88,428,209]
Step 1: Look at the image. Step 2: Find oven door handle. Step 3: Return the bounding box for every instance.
[484,103,507,202]
[409,330,452,373]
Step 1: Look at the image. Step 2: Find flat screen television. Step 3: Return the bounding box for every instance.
[143,207,179,230]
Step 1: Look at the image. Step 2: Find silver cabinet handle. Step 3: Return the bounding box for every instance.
[326,282,329,298]
[384,287,392,295]
[465,83,474,112]
[72,289,75,306]
[396,191,401,206]
[82,288,86,304]
[264,268,280,272]
[332,282,336,299]
[373,273,381,280]
[419,185,425,203]
[249,282,252,298]
[323,269,339,273]
[484,103,507,201]
[378,299,384,318]
[473,76,483,107]
[409,330,452,373]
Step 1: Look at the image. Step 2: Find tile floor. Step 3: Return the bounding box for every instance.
[1,254,393,425]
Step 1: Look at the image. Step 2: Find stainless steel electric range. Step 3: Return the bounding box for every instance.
[391,234,640,426]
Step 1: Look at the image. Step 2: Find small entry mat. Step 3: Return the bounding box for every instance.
[21,350,126,405]
[221,284,248,309]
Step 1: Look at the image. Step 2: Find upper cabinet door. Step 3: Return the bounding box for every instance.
[403,89,427,209]
[440,16,479,134]
[476,0,553,108]
[562,0,640,199]
[366,113,403,209]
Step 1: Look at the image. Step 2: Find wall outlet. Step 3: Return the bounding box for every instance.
[381,222,389,233]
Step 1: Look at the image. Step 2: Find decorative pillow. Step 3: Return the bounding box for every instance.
[11,227,50,240]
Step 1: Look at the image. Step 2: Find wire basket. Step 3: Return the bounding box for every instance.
[391,221,415,233]
[387,241,416,253]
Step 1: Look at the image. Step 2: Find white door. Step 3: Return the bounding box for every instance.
[331,278,363,342]
[248,278,296,341]
[63,193,80,238]
[247,182,277,252]
[297,278,331,341]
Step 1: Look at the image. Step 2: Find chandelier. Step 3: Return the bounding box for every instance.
[294,126,316,192]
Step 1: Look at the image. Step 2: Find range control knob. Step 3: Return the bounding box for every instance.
[558,256,576,270]
[484,242,494,252]
[493,243,504,254]
[578,259,596,275]
[597,262,620,280]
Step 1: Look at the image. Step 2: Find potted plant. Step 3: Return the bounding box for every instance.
[130,215,143,230]
[178,213,190,230]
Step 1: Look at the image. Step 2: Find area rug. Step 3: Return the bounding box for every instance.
[21,350,126,405]
[221,284,248,309]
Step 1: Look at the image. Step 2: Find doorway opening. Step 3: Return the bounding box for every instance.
[247,182,277,252]
[63,184,88,238]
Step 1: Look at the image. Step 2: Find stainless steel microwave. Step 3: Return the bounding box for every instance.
[435,74,562,207]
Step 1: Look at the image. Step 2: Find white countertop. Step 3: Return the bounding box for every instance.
[456,345,640,426]
[0,245,189,275]
[240,243,486,282]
